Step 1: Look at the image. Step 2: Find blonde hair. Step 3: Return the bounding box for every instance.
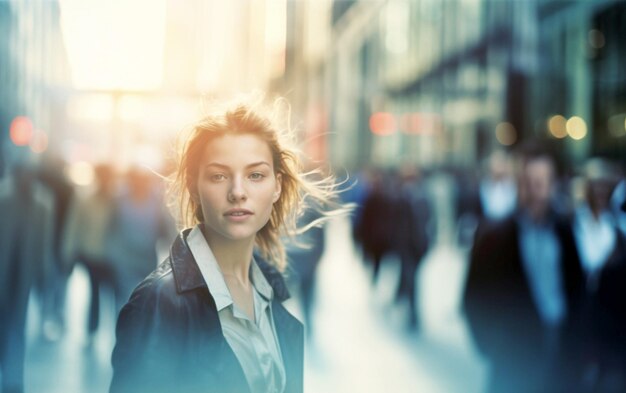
[169,94,346,271]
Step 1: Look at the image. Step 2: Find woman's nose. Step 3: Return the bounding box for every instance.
[227,178,247,202]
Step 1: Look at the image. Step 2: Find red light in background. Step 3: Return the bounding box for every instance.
[10,116,34,146]
[370,112,396,135]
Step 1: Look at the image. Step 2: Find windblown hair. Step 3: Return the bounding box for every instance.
[169,94,346,271]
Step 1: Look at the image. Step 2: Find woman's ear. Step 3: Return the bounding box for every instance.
[273,173,282,203]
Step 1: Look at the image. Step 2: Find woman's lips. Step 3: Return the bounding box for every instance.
[224,208,253,221]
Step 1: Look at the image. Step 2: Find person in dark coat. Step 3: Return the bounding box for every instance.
[589,174,626,390]
[36,153,74,339]
[355,169,396,283]
[394,166,432,331]
[110,97,344,393]
[110,230,302,393]
[463,149,585,393]
[569,159,623,389]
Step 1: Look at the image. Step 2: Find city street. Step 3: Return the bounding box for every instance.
[4,1,625,392]
[21,175,488,393]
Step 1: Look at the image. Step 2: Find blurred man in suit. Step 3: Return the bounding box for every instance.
[463,147,584,392]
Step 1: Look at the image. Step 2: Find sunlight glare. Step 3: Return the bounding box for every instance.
[59,0,166,91]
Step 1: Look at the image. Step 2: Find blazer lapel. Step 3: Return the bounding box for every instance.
[169,231,251,393]
[272,301,304,393]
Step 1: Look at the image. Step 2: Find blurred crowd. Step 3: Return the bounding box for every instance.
[343,141,626,392]
[0,155,175,393]
[1,140,626,393]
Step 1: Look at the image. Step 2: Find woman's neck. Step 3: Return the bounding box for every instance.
[202,230,254,285]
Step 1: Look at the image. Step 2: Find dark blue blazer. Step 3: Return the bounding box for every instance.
[110,229,303,393]
[463,212,584,361]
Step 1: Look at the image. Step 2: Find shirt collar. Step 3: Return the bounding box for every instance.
[186,225,274,311]
[250,257,274,302]
[186,226,232,311]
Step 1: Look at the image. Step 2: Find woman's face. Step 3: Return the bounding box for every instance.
[196,133,281,245]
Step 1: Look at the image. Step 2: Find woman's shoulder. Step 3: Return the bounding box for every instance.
[123,258,182,312]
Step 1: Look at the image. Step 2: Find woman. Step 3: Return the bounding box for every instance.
[110,97,339,393]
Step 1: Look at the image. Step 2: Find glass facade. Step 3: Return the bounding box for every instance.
[283,0,625,170]
[0,1,70,174]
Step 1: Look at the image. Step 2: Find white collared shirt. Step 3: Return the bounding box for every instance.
[186,226,286,393]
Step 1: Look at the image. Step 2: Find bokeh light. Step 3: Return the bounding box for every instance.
[370,112,397,136]
[566,116,587,140]
[65,161,95,186]
[9,116,34,146]
[495,122,517,146]
[548,115,568,139]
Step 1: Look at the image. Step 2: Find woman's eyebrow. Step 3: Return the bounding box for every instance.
[203,161,271,170]
[203,163,229,170]
[246,161,271,169]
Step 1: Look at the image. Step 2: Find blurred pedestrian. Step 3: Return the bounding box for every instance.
[574,166,626,392]
[36,153,75,340]
[0,162,53,393]
[354,169,396,284]
[463,146,584,393]
[106,165,176,310]
[110,96,345,393]
[393,166,433,331]
[62,163,119,343]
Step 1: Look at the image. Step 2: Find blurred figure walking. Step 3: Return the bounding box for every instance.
[63,163,119,343]
[36,153,75,340]
[575,164,626,391]
[107,166,176,309]
[354,169,396,284]
[463,146,584,392]
[0,162,53,393]
[393,166,433,331]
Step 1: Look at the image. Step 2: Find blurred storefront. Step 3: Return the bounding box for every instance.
[3,0,624,174]
[0,1,71,174]
[284,0,626,171]
[534,0,626,167]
